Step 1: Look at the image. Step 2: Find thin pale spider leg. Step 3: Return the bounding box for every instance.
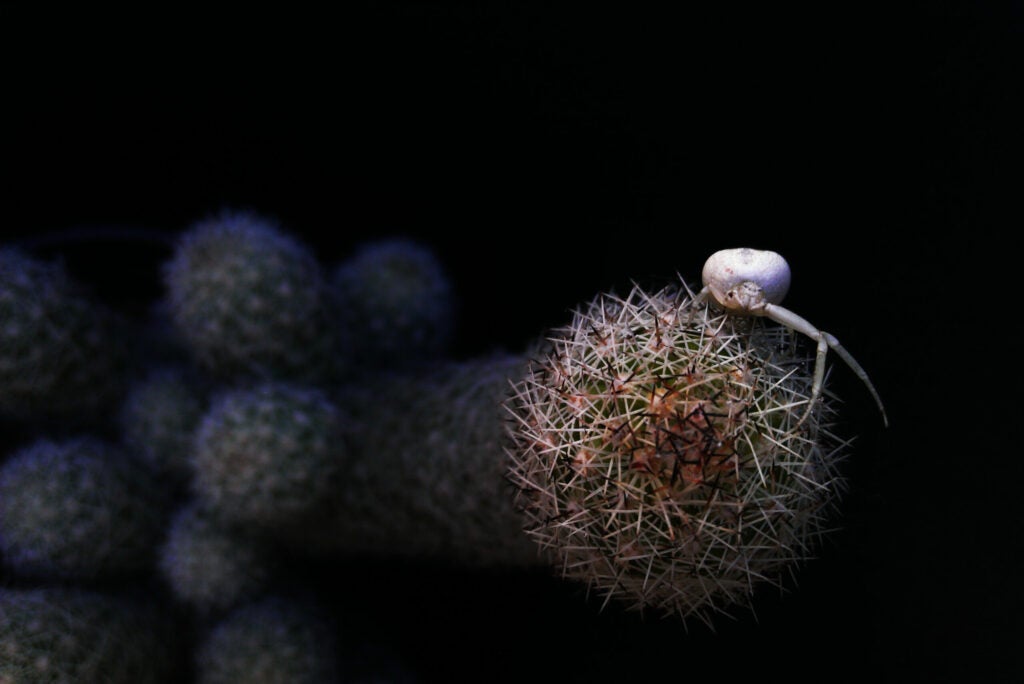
[686,286,709,326]
[763,303,888,428]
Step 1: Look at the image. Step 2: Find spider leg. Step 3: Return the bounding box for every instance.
[795,333,829,431]
[686,286,710,327]
[818,330,889,427]
[763,303,888,429]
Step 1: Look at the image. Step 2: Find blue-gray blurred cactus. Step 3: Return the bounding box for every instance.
[194,595,341,684]
[120,365,208,488]
[0,248,128,420]
[0,586,183,684]
[332,238,456,370]
[192,382,347,530]
[163,210,344,382]
[291,355,542,568]
[0,437,171,581]
[158,502,276,617]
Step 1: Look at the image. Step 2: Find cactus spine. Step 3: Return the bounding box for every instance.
[505,279,848,625]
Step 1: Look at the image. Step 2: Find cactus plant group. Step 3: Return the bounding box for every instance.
[0,208,868,679]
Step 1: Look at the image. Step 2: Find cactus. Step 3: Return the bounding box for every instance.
[163,210,344,382]
[505,279,848,626]
[0,248,128,421]
[0,437,171,581]
[191,382,347,530]
[289,355,543,568]
[158,502,276,616]
[194,595,341,684]
[332,238,456,370]
[120,365,208,488]
[0,587,182,684]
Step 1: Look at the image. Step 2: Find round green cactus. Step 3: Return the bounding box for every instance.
[120,365,208,487]
[159,502,276,616]
[163,210,344,382]
[0,587,182,684]
[505,279,848,625]
[0,437,171,581]
[0,248,128,420]
[332,238,455,369]
[192,382,347,530]
[195,596,341,684]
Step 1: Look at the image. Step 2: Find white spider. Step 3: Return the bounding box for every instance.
[691,247,888,429]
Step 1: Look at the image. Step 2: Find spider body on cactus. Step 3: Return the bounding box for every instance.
[505,278,849,626]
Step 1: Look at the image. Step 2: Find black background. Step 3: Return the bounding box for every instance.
[2,3,1020,682]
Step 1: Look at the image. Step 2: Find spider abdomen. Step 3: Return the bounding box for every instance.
[702,247,791,305]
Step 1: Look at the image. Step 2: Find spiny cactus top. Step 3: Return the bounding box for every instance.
[0,248,128,420]
[505,279,848,627]
[163,210,344,382]
[332,238,456,370]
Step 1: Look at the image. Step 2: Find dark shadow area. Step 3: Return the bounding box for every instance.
[2,3,1019,682]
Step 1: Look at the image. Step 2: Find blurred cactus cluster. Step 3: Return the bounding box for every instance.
[0,210,849,682]
[1,210,452,683]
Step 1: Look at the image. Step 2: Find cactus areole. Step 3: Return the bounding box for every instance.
[505,279,848,626]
